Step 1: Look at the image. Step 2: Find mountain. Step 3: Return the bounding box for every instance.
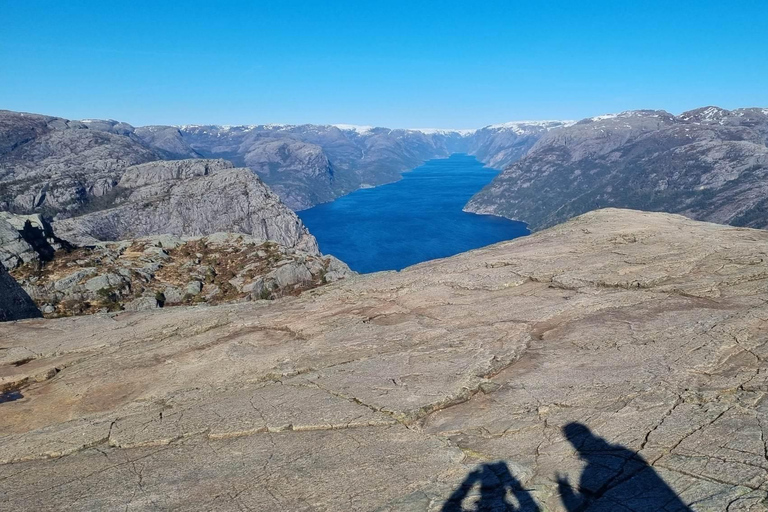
[0,109,575,214]
[0,111,160,214]
[466,106,768,230]
[468,120,575,168]
[0,111,319,252]
[139,121,574,210]
[2,209,766,509]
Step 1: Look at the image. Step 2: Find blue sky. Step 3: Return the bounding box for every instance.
[2,0,767,128]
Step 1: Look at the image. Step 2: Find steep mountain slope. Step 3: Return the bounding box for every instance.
[0,111,160,214]
[466,107,768,230]
[468,120,575,168]
[2,209,766,510]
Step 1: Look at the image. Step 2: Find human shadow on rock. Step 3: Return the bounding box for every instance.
[557,422,693,511]
[442,461,540,512]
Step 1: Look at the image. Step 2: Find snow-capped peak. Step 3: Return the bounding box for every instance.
[407,128,476,136]
[332,124,375,134]
[483,120,576,134]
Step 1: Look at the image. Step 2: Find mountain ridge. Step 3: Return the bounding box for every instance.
[466,105,768,230]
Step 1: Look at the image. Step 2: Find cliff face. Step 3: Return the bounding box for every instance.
[0,111,160,213]
[1,209,766,510]
[0,263,41,321]
[466,107,768,231]
[0,112,318,252]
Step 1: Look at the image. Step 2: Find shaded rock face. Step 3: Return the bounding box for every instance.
[0,263,41,322]
[1,209,766,510]
[466,107,768,231]
[0,212,69,270]
[50,159,319,253]
[9,232,352,318]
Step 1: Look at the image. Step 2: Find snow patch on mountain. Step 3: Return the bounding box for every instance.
[332,124,375,134]
[407,128,476,136]
[484,120,576,134]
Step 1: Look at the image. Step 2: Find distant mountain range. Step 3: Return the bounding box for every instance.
[129,120,574,210]
[3,106,768,236]
[0,110,573,213]
[465,107,768,230]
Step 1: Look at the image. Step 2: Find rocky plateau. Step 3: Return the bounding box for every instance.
[1,209,766,511]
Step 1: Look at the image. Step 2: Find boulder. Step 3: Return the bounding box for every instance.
[122,296,159,311]
[185,280,203,296]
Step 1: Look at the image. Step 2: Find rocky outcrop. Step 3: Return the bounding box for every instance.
[466,107,768,231]
[51,159,319,253]
[0,212,68,270]
[9,232,352,318]
[1,209,766,510]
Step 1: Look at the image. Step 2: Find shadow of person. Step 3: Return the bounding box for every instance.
[442,461,540,512]
[557,422,692,511]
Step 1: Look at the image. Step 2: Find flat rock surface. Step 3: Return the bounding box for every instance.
[1,209,767,511]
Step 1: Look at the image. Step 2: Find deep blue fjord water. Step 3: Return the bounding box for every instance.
[298,154,529,273]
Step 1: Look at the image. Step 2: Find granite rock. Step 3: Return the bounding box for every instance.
[1,209,765,510]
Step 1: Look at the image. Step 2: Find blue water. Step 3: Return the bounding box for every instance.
[298,154,529,273]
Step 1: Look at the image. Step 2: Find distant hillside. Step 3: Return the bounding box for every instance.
[466,106,768,230]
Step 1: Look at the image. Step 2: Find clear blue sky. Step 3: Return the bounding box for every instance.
[2,0,767,128]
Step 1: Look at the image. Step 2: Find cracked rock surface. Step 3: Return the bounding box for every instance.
[1,208,767,510]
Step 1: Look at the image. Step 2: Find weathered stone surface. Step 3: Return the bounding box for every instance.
[0,212,67,270]
[0,217,35,269]
[123,296,159,311]
[1,209,767,510]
